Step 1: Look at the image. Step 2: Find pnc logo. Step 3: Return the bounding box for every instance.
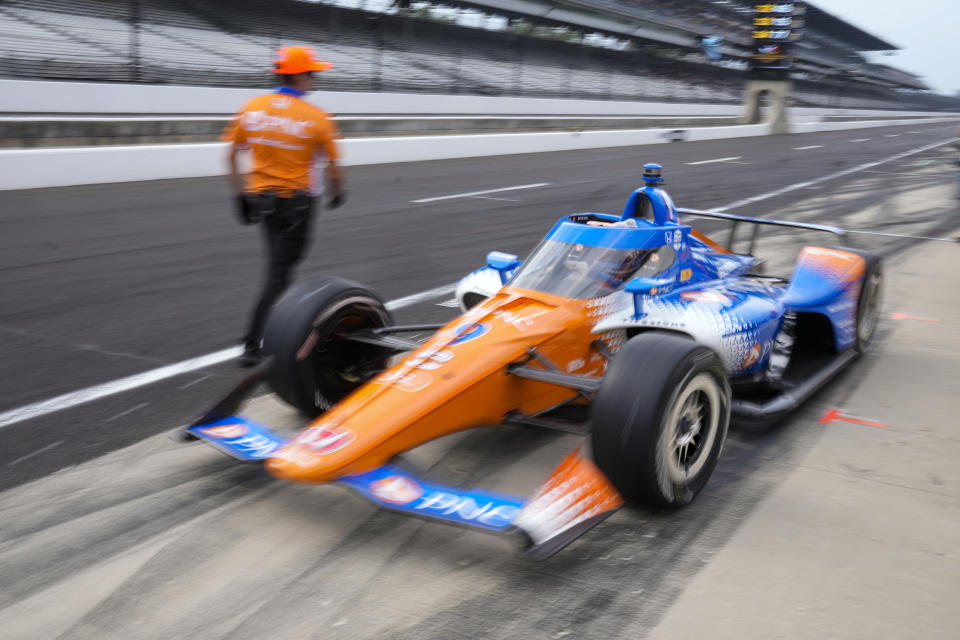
[370,475,424,505]
[295,425,356,455]
[199,424,249,439]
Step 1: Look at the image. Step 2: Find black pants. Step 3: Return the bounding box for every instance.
[243,192,315,349]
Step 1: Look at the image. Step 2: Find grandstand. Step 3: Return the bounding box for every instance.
[0,0,957,111]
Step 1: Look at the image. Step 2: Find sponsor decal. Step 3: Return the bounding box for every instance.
[741,344,762,369]
[337,464,525,531]
[373,369,433,393]
[449,322,490,345]
[413,492,520,528]
[566,358,586,373]
[492,308,547,332]
[680,268,692,281]
[407,348,454,371]
[228,434,282,458]
[370,475,424,505]
[672,229,683,251]
[681,291,732,305]
[199,423,249,439]
[241,110,314,138]
[636,318,686,329]
[296,425,356,454]
[189,419,288,461]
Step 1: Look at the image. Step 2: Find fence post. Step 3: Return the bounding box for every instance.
[513,45,524,96]
[372,36,383,92]
[452,51,462,94]
[129,0,141,82]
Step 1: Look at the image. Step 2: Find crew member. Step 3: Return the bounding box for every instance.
[223,46,346,366]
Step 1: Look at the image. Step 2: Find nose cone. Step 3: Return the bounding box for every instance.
[266,423,359,484]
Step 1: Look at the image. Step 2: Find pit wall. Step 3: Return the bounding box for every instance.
[1,79,949,119]
[0,79,957,191]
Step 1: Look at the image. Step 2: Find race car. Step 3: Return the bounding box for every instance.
[179,163,882,558]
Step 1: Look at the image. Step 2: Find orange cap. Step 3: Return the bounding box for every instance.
[273,46,333,74]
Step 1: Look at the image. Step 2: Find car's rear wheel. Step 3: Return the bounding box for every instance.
[855,254,883,352]
[262,277,392,416]
[592,331,731,507]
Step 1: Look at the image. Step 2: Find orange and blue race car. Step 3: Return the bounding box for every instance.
[178,163,882,559]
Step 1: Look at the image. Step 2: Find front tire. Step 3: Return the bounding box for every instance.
[262,277,392,416]
[592,332,731,507]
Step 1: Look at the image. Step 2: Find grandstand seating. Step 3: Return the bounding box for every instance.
[0,0,955,111]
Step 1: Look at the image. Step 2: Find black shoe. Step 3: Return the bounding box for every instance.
[238,346,262,368]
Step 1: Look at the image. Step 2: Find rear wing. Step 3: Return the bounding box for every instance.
[676,207,849,256]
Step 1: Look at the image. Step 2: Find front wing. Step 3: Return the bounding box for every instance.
[185,418,622,559]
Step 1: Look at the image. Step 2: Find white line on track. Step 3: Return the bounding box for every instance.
[104,402,150,423]
[849,138,872,142]
[793,145,824,150]
[685,156,741,165]
[3,137,957,431]
[0,284,457,430]
[884,134,900,138]
[178,373,211,390]
[7,440,63,466]
[411,182,550,203]
[714,137,957,213]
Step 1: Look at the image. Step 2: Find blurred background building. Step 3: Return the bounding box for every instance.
[0,0,958,112]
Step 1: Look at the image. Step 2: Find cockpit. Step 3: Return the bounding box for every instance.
[509,213,678,299]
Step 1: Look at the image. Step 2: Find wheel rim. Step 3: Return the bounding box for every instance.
[305,297,390,408]
[858,269,881,345]
[661,373,722,483]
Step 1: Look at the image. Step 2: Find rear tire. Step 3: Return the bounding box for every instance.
[854,254,883,352]
[262,277,392,416]
[592,332,731,508]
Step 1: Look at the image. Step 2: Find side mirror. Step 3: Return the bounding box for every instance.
[486,251,522,284]
[625,277,673,318]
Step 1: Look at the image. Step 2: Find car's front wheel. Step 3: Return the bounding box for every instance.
[592,331,731,507]
[262,277,392,416]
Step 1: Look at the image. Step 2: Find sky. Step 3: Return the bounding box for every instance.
[817,0,959,95]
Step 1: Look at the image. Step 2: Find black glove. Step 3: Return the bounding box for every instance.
[327,191,347,210]
[235,194,259,225]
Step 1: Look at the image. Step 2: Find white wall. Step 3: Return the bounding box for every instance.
[1,78,950,119]
[3,117,958,191]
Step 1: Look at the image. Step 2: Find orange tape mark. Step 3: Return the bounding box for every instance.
[818,409,888,428]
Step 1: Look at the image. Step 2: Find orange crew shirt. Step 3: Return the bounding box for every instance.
[222,92,340,196]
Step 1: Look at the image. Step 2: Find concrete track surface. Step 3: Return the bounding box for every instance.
[1,124,959,639]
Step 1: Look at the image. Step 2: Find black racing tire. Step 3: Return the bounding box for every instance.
[262,277,392,416]
[591,332,731,508]
[854,253,883,353]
